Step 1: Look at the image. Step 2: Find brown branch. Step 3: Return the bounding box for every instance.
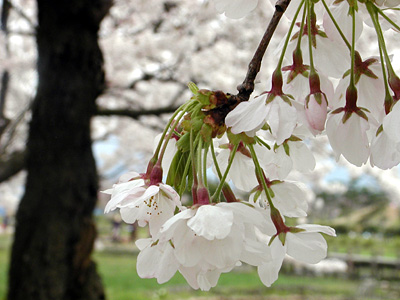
[236,0,292,101]
[0,149,26,183]
[95,105,180,119]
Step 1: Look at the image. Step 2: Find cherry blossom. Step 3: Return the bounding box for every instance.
[214,141,258,191]
[323,1,364,43]
[103,172,183,236]
[225,93,298,144]
[257,224,336,287]
[305,92,328,133]
[250,180,309,217]
[370,128,400,169]
[381,101,400,143]
[331,57,386,122]
[326,111,371,166]
[140,202,276,290]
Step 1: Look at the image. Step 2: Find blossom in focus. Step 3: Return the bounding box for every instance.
[250,180,309,218]
[213,0,258,19]
[305,92,328,134]
[326,111,371,166]
[214,141,258,191]
[371,102,400,169]
[370,128,400,169]
[257,224,336,287]
[331,57,386,122]
[381,100,400,143]
[226,93,298,144]
[323,1,363,43]
[103,172,183,236]
[138,202,275,291]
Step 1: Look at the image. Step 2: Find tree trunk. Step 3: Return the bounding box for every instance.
[8,1,111,299]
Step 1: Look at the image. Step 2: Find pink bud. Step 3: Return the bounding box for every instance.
[305,93,328,133]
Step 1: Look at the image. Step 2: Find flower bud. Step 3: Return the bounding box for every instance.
[305,92,328,133]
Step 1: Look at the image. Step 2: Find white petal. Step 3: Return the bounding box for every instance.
[286,232,328,264]
[225,95,268,135]
[267,100,297,145]
[257,238,285,287]
[370,130,400,169]
[187,205,234,240]
[296,224,337,236]
[384,102,400,142]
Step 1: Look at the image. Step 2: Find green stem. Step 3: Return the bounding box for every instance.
[307,0,316,73]
[367,3,397,77]
[190,128,198,204]
[212,143,239,202]
[203,143,209,188]
[295,2,307,52]
[178,152,192,196]
[210,141,223,179]
[376,7,400,32]
[154,101,192,162]
[197,138,203,186]
[349,6,357,89]
[248,144,276,210]
[255,136,271,150]
[320,0,351,50]
[276,0,305,70]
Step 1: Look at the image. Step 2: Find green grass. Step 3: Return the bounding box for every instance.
[1,231,400,300]
[94,251,397,300]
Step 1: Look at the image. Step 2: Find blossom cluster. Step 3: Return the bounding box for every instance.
[104,0,400,292]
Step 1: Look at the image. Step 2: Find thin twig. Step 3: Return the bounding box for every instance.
[236,0,292,101]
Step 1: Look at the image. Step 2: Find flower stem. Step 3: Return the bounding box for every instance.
[320,0,351,50]
[190,128,198,204]
[276,0,305,71]
[203,143,209,188]
[376,7,400,32]
[307,0,316,74]
[348,6,357,90]
[248,144,276,210]
[294,1,307,52]
[211,143,239,202]
[153,101,192,162]
[367,3,397,79]
[210,141,223,179]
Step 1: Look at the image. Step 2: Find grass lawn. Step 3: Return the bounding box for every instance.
[1,231,399,300]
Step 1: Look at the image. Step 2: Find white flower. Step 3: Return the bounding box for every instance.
[257,224,336,287]
[214,143,258,191]
[226,93,297,145]
[331,58,385,122]
[279,28,349,79]
[250,181,309,218]
[258,145,293,180]
[136,238,179,284]
[323,1,363,43]
[382,101,400,142]
[153,202,275,290]
[326,111,370,166]
[103,172,183,236]
[214,0,258,19]
[258,140,315,179]
[370,128,400,169]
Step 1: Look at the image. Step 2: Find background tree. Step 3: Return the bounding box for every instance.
[7,1,111,299]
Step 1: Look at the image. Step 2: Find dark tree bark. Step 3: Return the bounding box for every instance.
[8,1,111,299]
